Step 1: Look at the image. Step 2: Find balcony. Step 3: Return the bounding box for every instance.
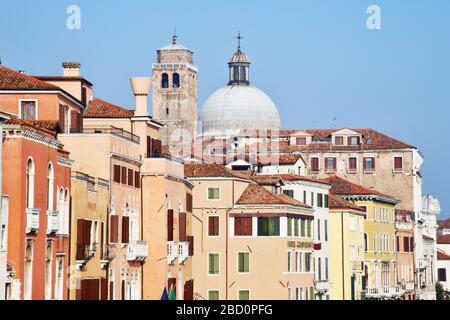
[127,241,148,262]
[178,242,189,264]
[82,126,140,144]
[76,243,97,262]
[402,281,415,291]
[167,241,178,264]
[365,286,403,299]
[46,210,60,234]
[26,208,40,233]
[352,261,364,273]
[315,280,330,292]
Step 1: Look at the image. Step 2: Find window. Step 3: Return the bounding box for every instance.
[325,258,329,280]
[305,253,311,272]
[283,190,294,198]
[121,167,127,184]
[288,252,292,272]
[349,157,357,171]
[161,73,169,88]
[325,157,336,171]
[363,157,375,171]
[300,219,306,237]
[311,192,314,207]
[296,137,306,145]
[324,194,329,208]
[318,257,322,280]
[288,217,293,237]
[311,158,319,172]
[234,217,252,236]
[294,218,299,237]
[257,217,280,236]
[307,220,312,238]
[208,216,219,237]
[208,290,219,300]
[324,220,328,241]
[438,268,447,282]
[113,165,121,183]
[240,66,247,82]
[303,191,307,204]
[394,157,403,171]
[238,252,250,273]
[335,136,343,145]
[208,253,219,275]
[127,168,133,187]
[238,290,250,300]
[207,187,220,200]
[317,193,323,208]
[47,163,54,211]
[26,159,35,209]
[20,100,37,120]
[134,171,140,188]
[172,73,180,88]
[317,219,321,241]
[348,136,360,145]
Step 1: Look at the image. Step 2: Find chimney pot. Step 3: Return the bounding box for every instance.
[62,62,81,77]
[130,77,151,117]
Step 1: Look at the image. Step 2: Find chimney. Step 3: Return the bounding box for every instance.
[62,62,81,77]
[130,77,151,117]
[275,183,282,195]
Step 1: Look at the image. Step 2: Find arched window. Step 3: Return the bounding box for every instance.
[47,163,54,211]
[364,233,368,251]
[24,242,33,300]
[26,158,35,209]
[161,73,169,88]
[62,188,70,235]
[173,73,180,88]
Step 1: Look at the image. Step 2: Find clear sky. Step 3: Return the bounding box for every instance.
[1,0,449,218]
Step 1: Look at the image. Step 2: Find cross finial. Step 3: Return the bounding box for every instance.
[235,31,243,51]
[172,27,177,45]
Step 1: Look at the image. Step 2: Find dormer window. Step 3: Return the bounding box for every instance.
[335,136,343,146]
[296,137,306,146]
[348,136,360,145]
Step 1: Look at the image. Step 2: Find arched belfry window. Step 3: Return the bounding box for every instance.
[173,73,180,88]
[162,73,169,88]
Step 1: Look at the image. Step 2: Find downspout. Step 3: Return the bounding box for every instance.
[140,173,144,300]
[106,154,113,299]
[341,213,345,299]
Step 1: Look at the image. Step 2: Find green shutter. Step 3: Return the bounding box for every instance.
[244,253,249,272]
[294,218,299,237]
[325,194,329,208]
[239,290,249,300]
[258,217,266,236]
[209,253,219,275]
[209,290,219,300]
[287,218,292,236]
[311,192,314,206]
[214,254,219,274]
[307,220,311,237]
[301,219,305,237]
[310,287,315,300]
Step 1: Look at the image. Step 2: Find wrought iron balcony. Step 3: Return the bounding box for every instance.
[46,210,60,234]
[127,241,148,262]
[26,208,40,233]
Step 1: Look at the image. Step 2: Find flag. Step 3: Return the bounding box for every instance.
[169,285,176,301]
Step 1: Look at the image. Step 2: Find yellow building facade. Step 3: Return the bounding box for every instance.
[328,195,366,300]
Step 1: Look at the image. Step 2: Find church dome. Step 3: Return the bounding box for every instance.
[201,34,281,136]
[201,85,281,136]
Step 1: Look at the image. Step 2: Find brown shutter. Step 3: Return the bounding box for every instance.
[186,193,193,212]
[128,168,133,187]
[84,220,92,245]
[208,217,214,236]
[184,280,194,300]
[121,280,125,300]
[122,216,130,244]
[121,167,127,184]
[167,209,174,241]
[168,278,176,293]
[71,110,77,131]
[372,157,376,170]
[100,222,104,258]
[179,212,186,242]
[110,215,119,243]
[134,171,140,188]
[147,136,152,158]
[59,104,66,132]
[109,281,114,300]
[187,236,194,256]
[101,278,108,300]
[113,165,120,183]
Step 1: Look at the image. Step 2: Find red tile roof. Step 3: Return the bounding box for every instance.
[437,250,450,260]
[328,194,366,212]
[437,234,450,244]
[277,174,329,185]
[236,183,311,208]
[321,175,395,200]
[251,175,284,186]
[84,98,135,118]
[33,75,93,86]
[184,163,250,180]
[438,219,450,230]
[0,65,58,90]
[250,173,328,186]
[5,117,59,138]
[279,128,415,151]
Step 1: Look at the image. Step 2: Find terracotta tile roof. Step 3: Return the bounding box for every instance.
[437,234,450,244]
[321,175,395,200]
[328,194,366,212]
[33,75,93,86]
[277,174,329,185]
[438,219,450,229]
[5,117,59,138]
[84,98,134,118]
[279,128,415,151]
[251,175,284,186]
[276,154,304,165]
[437,250,450,260]
[0,65,58,90]
[184,163,250,180]
[236,183,311,208]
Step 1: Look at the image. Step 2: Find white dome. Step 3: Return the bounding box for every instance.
[201,85,281,136]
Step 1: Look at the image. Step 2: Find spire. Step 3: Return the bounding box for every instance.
[172,28,177,45]
[235,31,243,51]
[228,32,251,86]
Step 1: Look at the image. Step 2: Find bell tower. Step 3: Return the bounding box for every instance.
[152,34,198,149]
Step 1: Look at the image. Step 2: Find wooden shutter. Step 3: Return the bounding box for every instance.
[179,212,186,242]
[109,282,114,300]
[121,280,125,300]
[184,280,194,300]
[85,220,92,246]
[394,157,402,170]
[167,209,174,241]
[101,278,108,300]
[100,222,104,258]
[146,136,152,158]
[152,139,162,156]
[59,104,66,132]
[186,193,193,213]
[187,236,194,256]
[110,215,119,243]
[113,165,121,183]
[134,171,140,188]
[208,216,219,236]
[168,278,176,293]
[121,167,127,184]
[71,110,77,131]
[122,216,130,244]
[128,168,133,187]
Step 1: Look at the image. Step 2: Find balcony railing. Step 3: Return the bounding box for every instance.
[83,126,140,144]
[46,210,60,234]
[167,241,178,264]
[26,208,40,233]
[178,242,189,264]
[127,241,148,262]
[315,280,330,292]
[365,286,403,299]
[76,243,97,261]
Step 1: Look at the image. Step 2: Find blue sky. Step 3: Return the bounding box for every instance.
[1,0,449,218]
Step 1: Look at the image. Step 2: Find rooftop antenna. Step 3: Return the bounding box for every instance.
[235,31,243,51]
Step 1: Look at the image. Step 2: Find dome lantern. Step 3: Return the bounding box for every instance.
[228,32,251,85]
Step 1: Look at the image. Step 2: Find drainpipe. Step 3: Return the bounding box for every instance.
[140,173,144,300]
[341,213,345,299]
[106,154,113,300]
